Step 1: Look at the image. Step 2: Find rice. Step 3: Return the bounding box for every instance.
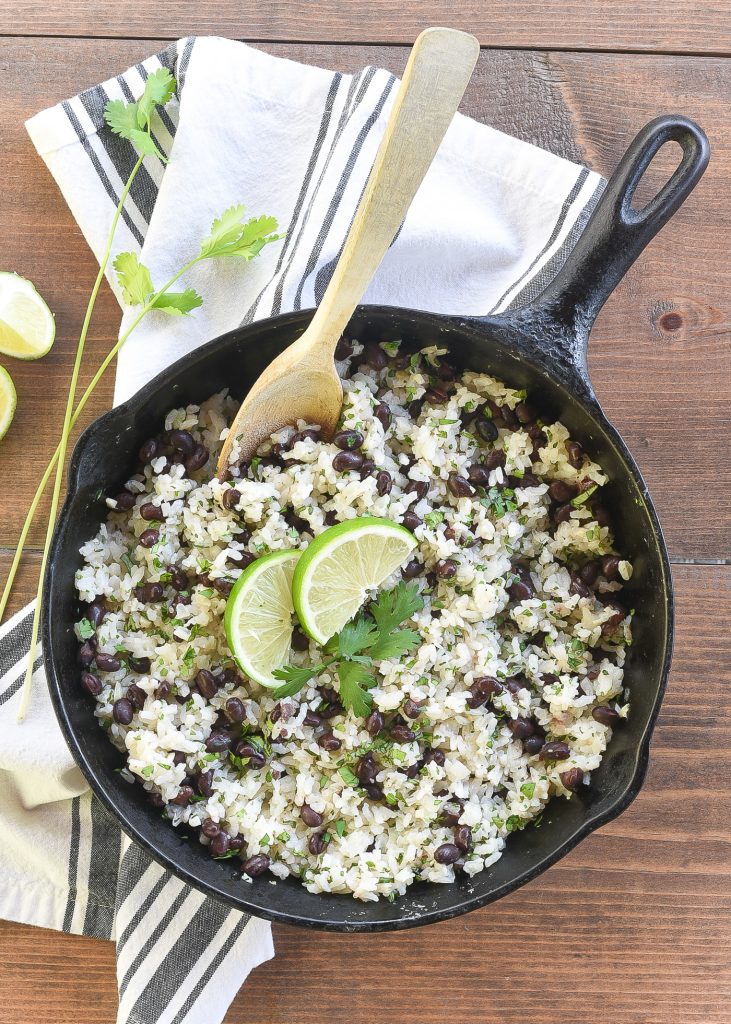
[75,339,632,902]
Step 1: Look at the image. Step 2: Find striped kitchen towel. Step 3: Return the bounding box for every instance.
[1,34,605,1024]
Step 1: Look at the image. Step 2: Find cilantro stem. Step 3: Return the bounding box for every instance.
[16,154,146,722]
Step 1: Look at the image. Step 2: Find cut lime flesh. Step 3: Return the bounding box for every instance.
[0,272,55,360]
[0,366,17,440]
[292,517,417,645]
[224,549,300,687]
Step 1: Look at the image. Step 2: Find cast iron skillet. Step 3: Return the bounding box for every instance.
[44,115,709,931]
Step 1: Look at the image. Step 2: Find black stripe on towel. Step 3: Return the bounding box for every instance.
[61,796,82,933]
[118,884,190,996]
[293,71,397,312]
[0,656,43,707]
[169,914,250,1024]
[82,797,121,940]
[488,167,589,314]
[61,101,145,247]
[0,609,35,683]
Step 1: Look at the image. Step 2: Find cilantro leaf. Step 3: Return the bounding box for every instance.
[151,288,204,316]
[272,662,325,698]
[369,581,423,636]
[335,617,380,658]
[366,627,421,662]
[77,618,95,640]
[114,252,154,306]
[136,68,176,129]
[104,100,140,139]
[337,660,375,717]
[200,206,282,260]
[338,765,359,786]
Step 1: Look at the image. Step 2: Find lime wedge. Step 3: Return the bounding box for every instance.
[0,366,17,440]
[224,549,300,687]
[0,273,55,360]
[292,517,417,645]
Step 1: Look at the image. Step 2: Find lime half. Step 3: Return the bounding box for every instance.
[224,549,300,687]
[292,517,417,645]
[0,366,17,440]
[0,273,55,360]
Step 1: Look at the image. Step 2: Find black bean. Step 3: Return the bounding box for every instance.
[374,403,392,430]
[195,669,218,699]
[363,783,383,801]
[224,697,246,724]
[403,698,422,720]
[407,398,423,419]
[86,599,106,629]
[209,832,230,858]
[474,676,504,698]
[505,677,528,696]
[601,555,622,580]
[357,753,379,786]
[308,832,327,855]
[335,336,354,360]
[468,463,491,486]
[127,655,150,674]
[143,582,165,603]
[476,417,499,443]
[390,723,416,744]
[592,705,621,727]
[401,510,422,532]
[372,470,392,497]
[523,735,545,755]
[485,449,506,471]
[235,742,266,769]
[518,473,541,488]
[508,567,534,601]
[424,386,450,404]
[359,458,375,480]
[447,473,475,498]
[206,731,232,753]
[569,574,593,599]
[553,503,573,526]
[560,767,585,792]
[139,438,158,463]
[438,801,463,827]
[515,401,536,424]
[213,577,234,597]
[201,818,220,838]
[435,559,457,580]
[565,440,584,469]
[466,688,487,709]
[540,741,571,761]
[548,480,578,503]
[318,732,342,751]
[300,804,324,828]
[334,429,364,451]
[288,627,309,653]
[501,405,520,430]
[304,710,322,727]
[165,565,188,591]
[112,491,136,511]
[81,672,102,696]
[319,699,344,721]
[168,429,195,455]
[78,641,96,667]
[454,825,472,852]
[112,698,134,724]
[229,836,245,853]
[332,450,364,473]
[184,444,208,473]
[578,561,601,587]
[292,427,321,444]
[434,843,461,865]
[172,784,194,807]
[95,652,121,673]
[423,747,446,767]
[139,502,162,521]
[401,559,423,580]
[126,684,146,710]
[155,681,173,701]
[196,769,214,797]
[222,488,241,511]
[405,479,428,502]
[139,528,159,548]
[241,854,270,877]
[364,343,387,370]
[508,716,536,739]
[365,709,385,736]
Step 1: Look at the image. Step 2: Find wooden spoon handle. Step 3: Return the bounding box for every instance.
[304,27,479,353]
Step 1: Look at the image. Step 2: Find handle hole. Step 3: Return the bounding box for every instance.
[630,140,684,212]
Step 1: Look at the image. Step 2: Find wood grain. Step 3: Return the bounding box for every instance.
[0,39,729,558]
[0,562,728,1024]
[2,0,731,56]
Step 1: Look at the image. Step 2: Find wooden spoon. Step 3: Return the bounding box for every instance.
[216,27,480,479]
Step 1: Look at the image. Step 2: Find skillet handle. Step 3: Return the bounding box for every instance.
[527,115,709,364]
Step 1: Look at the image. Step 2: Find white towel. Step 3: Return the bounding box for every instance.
[0,35,604,1024]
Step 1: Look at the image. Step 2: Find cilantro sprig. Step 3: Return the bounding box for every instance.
[272,580,423,716]
[7,70,284,721]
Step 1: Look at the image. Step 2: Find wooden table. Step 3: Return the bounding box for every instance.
[1,5,730,1023]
